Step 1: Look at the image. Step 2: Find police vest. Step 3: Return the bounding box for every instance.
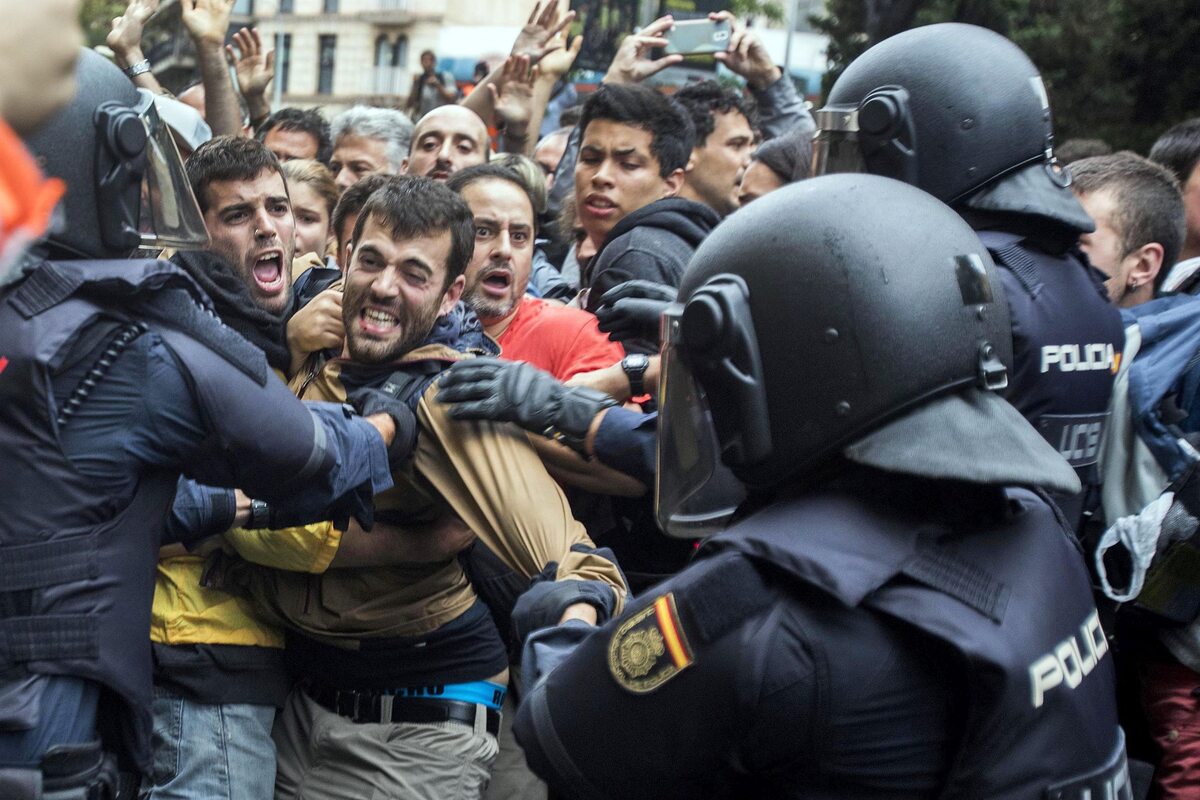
[978,231,1125,526]
[702,486,1129,800]
[0,259,269,769]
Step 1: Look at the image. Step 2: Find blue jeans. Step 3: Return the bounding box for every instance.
[139,691,275,800]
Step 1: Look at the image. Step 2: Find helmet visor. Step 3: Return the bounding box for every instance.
[810,107,866,178]
[136,93,209,250]
[655,304,747,539]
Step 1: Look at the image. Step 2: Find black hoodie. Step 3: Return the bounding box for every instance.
[584,198,720,350]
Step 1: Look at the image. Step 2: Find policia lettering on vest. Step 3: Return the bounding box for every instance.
[512,174,1131,800]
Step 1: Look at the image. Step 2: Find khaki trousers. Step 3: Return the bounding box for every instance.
[272,687,498,800]
[482,690,547,800]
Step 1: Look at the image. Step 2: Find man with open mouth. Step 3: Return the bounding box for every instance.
[146,136,309,800]
[176,135,297,321]
[213,177,627,800]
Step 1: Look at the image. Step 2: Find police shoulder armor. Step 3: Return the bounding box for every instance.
[702,485,1126,800]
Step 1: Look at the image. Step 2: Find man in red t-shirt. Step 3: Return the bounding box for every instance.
[447,164,625,380]
[447,162,638,800]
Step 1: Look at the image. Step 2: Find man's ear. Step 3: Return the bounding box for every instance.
[342,241,354,274]
[1129,242,1165,288]
[400,157,410,175]
[662,167,686,198]
[685,152,697,174]
[439,274,466,316]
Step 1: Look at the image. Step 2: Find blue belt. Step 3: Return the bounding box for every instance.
[378,681,506,710]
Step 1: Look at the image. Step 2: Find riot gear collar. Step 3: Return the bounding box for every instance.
[24,49,208,262]
[655,174,1079,537]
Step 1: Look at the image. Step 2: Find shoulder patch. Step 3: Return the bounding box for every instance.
[608,593,694,694]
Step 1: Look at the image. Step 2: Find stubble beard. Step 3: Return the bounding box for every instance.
[343,285,443,365]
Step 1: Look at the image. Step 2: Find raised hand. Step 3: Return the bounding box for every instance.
[511,0,576,65]
[709,10,781,89]
[107,0,159,65]
[180,0,234,48]
[604,15,683,85]
[537,32,583,80]
[227,27,276,99]
[488,55,537,132]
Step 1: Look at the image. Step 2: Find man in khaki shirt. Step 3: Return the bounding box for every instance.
[222,176,627,800]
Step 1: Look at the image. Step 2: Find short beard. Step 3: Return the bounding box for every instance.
[464,282,517,325]
[343,287,443,364]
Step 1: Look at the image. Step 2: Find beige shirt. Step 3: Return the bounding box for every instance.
[227,345,627,648]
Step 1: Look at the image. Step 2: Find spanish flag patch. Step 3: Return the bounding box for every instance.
[607,593,694,694]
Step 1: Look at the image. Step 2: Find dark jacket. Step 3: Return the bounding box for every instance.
[515,471,1127,799]
[585,198,719,352]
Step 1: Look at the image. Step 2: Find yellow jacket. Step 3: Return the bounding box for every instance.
[148,359,346,649]
[148,522,344,648]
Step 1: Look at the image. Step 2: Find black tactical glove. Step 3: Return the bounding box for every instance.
[594,279,677,346]
[346,386,419,469]
[436,358,617,454]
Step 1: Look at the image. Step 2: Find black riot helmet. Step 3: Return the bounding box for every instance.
[24,48,208,261]
[813,23,1065,209]
[655,174,1079,537]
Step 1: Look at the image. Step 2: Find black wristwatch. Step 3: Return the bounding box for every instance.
[248,499,272,530]
[621,353,650,396]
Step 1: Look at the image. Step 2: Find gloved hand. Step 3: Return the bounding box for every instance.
[346,386,419,469]
[436,358,617,453]
[594,279,677,346]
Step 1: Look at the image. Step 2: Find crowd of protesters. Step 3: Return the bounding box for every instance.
[5,0,1200,797]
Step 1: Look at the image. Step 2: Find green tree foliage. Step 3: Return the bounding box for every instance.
[812,0,1200,151]
[80,0,128,49]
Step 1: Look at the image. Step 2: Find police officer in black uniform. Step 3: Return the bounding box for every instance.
[0,51,412,799]
[811,23,1125,531]
[510,174,1130,799]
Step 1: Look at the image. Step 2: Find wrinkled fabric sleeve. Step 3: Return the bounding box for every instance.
[156,327,392,525]
[529,246,576,302]
[414,382,627,613]
[223,521,343,574]
[751,75,815,142]
[165,478,237,546]
[593,408,657,487]
[546,124,582,223]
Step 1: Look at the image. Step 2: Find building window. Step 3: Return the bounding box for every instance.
[323,0,340,11]
[393,36,408,69]
[374,35,392,67]
[318,35,336,95]
[279,0,293,12]
[233,0,254,12]
[279,33,292,94]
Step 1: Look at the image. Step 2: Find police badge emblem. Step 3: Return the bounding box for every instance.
[607,592,694,693]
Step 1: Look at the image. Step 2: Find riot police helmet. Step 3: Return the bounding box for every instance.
[24,49,208,261]
[655,174,1079,536]
[812,23,1086,226]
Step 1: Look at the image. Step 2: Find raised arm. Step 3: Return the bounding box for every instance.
[180,0,243,136]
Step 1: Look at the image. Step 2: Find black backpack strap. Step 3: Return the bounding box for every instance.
[378,360,449,412]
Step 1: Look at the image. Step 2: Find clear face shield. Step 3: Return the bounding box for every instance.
[132,91,209,251]
[810,106,867,178]
[655,303,748,540]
